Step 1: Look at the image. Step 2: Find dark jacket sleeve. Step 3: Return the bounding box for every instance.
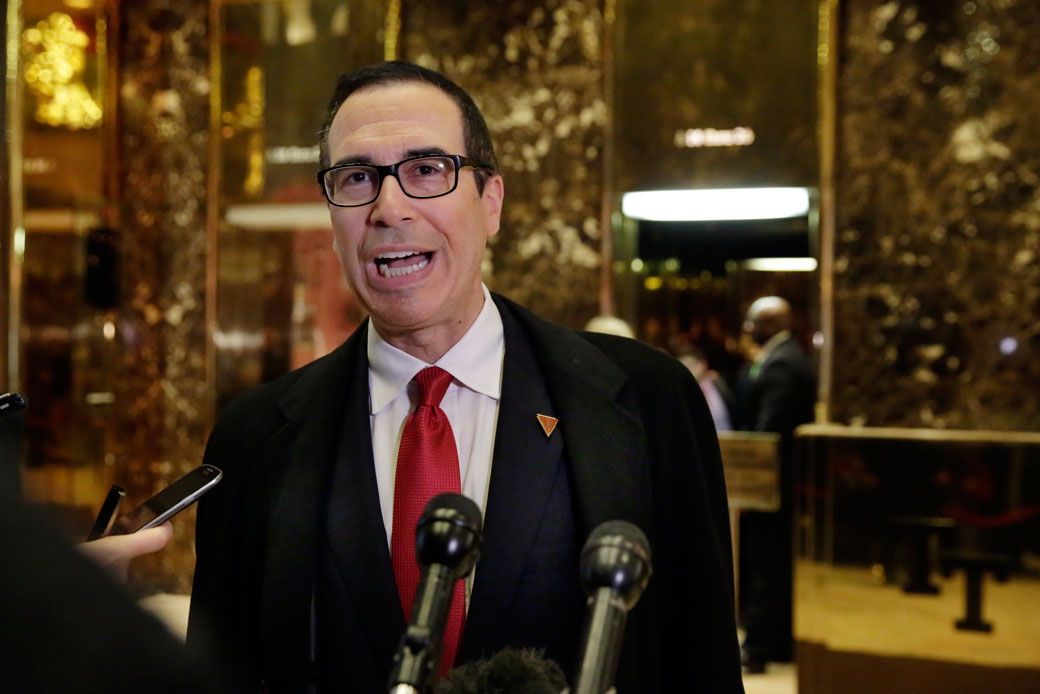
[581,334,744,693]
[186,383,286,689]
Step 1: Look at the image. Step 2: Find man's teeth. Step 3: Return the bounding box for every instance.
[377,252,430,278]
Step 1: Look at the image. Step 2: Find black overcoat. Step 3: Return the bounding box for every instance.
[187,294,743,692]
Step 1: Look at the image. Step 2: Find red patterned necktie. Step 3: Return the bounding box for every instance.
[390,366,466,674]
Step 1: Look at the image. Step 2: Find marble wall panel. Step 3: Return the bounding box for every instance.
[831,0,1040,430]
[1,12,8,393]
[614,0,818,192]
[401,0,606,327]
[113,0,212,591]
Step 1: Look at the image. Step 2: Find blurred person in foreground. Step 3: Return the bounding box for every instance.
[1,491,214,692]
[187,61,742,692]
[734,296,816,673]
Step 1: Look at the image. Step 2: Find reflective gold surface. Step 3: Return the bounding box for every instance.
[4,0,24,390]
[113,0,213,592]
[6,0,1040,603]
[402,0,606,326]
[829,0,1040,430]
[21,12,102,129]
[796,428,1040,692]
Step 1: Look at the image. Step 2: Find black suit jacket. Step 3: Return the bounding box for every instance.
[737,337,816,436]
[187,295,742,692]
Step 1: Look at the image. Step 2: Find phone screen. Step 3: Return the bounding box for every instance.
[111,465,222,535]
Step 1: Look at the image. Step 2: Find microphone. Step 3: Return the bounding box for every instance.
[0,393,27,421]
[388,493,483,694]
[571,521,653,694]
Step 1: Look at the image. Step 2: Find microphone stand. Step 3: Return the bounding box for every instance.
[387,494,483,694]
[388,564,456,692]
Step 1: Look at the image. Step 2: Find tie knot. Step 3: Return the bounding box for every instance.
[413,366,453,407]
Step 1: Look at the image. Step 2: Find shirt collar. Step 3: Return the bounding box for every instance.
[755,329,792,364]
[368,284,504,414]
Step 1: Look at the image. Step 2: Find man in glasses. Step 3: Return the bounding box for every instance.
[188,62,742,692]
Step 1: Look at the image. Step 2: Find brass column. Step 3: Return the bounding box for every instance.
[114,0,214,591]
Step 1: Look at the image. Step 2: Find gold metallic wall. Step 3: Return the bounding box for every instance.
[614,0,818,192]
[827,0,1040,430]
[401,0,607,326]
[13,0,1040,592]
[1,7,9,400]
[113,0,214,592]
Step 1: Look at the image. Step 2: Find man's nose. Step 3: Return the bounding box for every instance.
[369,174,415,226]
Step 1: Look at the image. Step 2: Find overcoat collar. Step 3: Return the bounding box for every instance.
[257,294,647,672]
[259,324,369,673]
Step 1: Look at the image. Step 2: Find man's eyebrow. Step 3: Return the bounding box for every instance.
[330,147,449,168]
[404,146,448,158]
[331,155,376,167]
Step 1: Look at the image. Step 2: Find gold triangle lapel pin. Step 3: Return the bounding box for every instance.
[536,413,559,437]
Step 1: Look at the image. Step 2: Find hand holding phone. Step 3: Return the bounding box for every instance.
[109,464,223,536]
[79,523,173,583]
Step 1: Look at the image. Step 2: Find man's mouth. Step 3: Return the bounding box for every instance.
[375,251,432,278]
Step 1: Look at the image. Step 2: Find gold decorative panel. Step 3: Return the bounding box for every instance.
[21,12,102,129]
[829,0,1040,430]
[401,0,606,327]
[113,0,212,592]
[614,0,818,192]
[796,426,1040,693]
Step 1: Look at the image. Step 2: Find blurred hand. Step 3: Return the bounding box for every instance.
[78,522,173,583]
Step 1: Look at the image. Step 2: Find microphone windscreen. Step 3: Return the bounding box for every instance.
[434,648,567,694]
[420,492,482,531]
[582,520,650,559]
[415,493,484,574]
[579,520,653,608]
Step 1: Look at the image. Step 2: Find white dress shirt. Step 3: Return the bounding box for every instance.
[367,284,504,548]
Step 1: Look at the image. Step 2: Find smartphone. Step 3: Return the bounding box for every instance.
[85,485,126,541]
[110,464,223,535]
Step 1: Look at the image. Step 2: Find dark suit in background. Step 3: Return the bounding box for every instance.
[736,333,816,665]
[187,295,743,692]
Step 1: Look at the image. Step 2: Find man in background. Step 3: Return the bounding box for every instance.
[679,348,733,432]
[736,296,816,672]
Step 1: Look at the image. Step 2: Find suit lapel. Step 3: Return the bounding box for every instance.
[498,296,647,534]
[460,307,563,657]
[323,349,404,666]
[259,325,384,671]
[461,296,647,657]
[259,296,648,673]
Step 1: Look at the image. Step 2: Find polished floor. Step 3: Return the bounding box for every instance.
[795,561,1040,667]
[744,663,797,694]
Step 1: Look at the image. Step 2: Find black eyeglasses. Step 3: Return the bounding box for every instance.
[317,154,489,207]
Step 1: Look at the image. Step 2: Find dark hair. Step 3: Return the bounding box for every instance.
[432,648,568,694]
[318,61,499,195]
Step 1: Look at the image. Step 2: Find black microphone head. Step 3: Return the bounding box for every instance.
[579,520,653,610]
[0,392,28,419]
[415,493,484,578]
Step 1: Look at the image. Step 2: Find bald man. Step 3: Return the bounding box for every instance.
[735,296,815,672]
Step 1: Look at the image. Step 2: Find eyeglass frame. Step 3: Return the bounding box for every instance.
[317,153,491,208]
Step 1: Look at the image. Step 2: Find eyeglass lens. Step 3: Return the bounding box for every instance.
[324,156,457,206]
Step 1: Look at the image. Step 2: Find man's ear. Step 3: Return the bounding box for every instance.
[482,174,504,238]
